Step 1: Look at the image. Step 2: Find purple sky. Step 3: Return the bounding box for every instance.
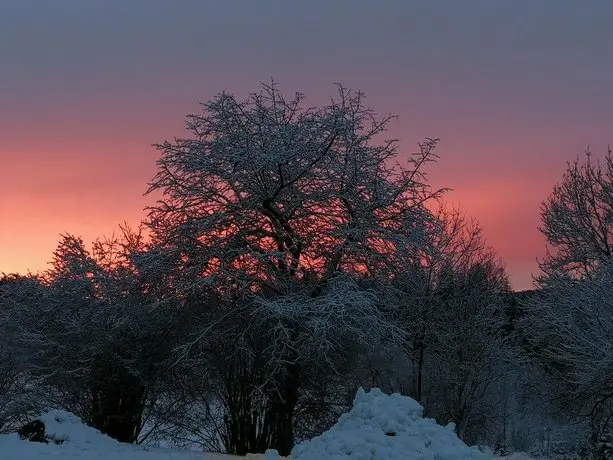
[2,0,613,290]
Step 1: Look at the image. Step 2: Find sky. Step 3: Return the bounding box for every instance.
[1,0,613,290]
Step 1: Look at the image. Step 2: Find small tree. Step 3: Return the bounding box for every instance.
[523,261,613,449]
[391,205,509,402]
[0,274,43,432]
[524,147,613,453]
[427,260,510,442]
[539,148,613,281]
[5,228,183,443]
[146,82,443,455]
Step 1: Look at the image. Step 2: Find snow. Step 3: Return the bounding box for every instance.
[0,408,288,460]
[36,410,120,447]
[291,387,489,460]
[0,390,497,459]
[495,454,536,460]
[0,409,203,460]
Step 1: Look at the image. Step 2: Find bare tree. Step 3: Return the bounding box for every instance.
[382,204,511,443]
[426,260,511,443]
[522,261,613,453]
[539,148,613,281]
[0,274,44,432]
[392,205,509,401]
[4,228,185,443]
[524,147,613,455]
[146,82,443,455]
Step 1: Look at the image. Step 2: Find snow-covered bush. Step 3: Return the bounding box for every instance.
[0,274,46,432]
[1,229,190,444]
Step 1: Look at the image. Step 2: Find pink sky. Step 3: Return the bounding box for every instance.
[2,1,613,291]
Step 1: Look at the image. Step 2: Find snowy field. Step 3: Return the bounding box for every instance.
[0,388,534,460]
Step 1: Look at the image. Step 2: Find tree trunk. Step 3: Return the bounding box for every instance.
[268,361,300,457]
[221,322,301,456]
[89,359,146,443]
[417,342,425,403]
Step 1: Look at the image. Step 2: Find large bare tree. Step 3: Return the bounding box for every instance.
[146,82,443,455]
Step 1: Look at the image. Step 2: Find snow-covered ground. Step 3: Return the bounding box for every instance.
[495,454,535,460]
[0,410,205,460]
[0,389,536,459]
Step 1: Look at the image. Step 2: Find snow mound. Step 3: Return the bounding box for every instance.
[495,454,535,460]
[0,409,206,459]
[291,388,489,460]
[35,410,121,448]
[0,409,123,458]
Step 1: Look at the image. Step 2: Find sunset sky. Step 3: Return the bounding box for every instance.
[2,0,613,290]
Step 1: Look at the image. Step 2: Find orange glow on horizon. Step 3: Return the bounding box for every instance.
[1,143,544,292]
[3,0,613,294]
[0,101,594,293]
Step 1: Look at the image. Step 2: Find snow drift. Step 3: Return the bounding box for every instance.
[0,410,122,453]
[0,409,202,459]
[0,390,491,459]
[30,410,121,447]
[291,388,489,460]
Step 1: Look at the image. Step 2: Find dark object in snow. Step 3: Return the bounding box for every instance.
[17,420,48,443]
[16,419,65,445]
[385,431,397,437]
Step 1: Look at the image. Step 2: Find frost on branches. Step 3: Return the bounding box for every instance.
[523,261,613,446]
[524,147,613,452]
[1,229,186,445]
[387,205,511,442]
[539,148,613,281]
[147,82,442,291]
[146,82,444,455]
